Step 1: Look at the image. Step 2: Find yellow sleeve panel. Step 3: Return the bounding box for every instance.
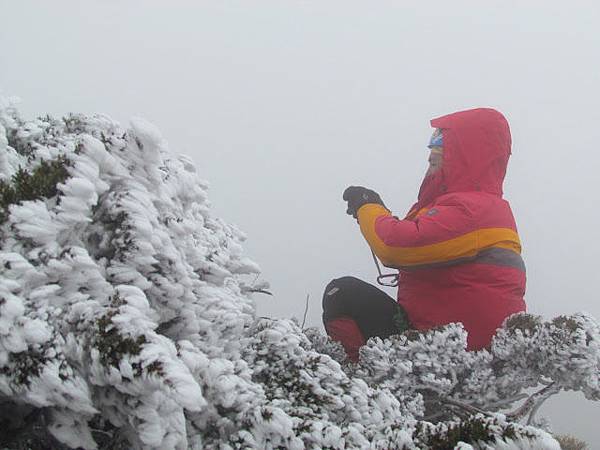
[356,203,521,268]
[357,203,394,262]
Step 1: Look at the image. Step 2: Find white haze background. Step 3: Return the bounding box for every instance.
[1,0,599,444]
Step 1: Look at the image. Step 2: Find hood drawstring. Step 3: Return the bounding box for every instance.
[371,250,399,287]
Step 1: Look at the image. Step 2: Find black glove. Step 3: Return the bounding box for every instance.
[343,186,387,219]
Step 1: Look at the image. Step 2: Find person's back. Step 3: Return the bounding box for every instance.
[326,108,526,359]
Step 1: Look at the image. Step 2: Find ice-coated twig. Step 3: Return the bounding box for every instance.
[441,396,490,417]
[247,288,273,296]
[301,294,310,329]
[480,393,529,411]
[527,384,561,426]
[506,382,560,423]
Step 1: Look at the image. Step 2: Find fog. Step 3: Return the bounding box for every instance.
[2,0,599,443]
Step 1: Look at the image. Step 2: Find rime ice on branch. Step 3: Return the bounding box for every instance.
[0,98,262,449]
[0,97,596,449]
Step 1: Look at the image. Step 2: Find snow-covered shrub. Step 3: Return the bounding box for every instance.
[0,97,596,449]
[349,312,600,428]
[554,434,589,450]
[0,97,261,449]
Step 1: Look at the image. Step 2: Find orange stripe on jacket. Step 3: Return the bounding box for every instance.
[357,203,521,268]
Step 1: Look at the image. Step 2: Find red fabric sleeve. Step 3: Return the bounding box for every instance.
[374,202,476,248]
[357,195,520,268]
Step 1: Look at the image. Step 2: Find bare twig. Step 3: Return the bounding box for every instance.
[301,294,309,329]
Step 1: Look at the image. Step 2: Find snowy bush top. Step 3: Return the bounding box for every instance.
[0,97,597,449]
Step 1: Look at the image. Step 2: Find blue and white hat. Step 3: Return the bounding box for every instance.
[428,128,443,148]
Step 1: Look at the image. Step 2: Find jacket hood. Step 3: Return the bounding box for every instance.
[408,108,512,216]
[431,107,512,197]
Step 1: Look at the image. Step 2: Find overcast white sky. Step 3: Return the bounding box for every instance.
[2,0,600,443]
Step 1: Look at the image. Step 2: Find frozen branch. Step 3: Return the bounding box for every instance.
[301,294,309,330]
[247,288,273,296]
[441,396,490,417]
[479,393,529,411]
[506,382,561,423]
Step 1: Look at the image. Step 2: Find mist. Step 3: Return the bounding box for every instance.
[2,0,599,443]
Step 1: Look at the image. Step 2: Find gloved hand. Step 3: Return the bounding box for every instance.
[343,186,387,219]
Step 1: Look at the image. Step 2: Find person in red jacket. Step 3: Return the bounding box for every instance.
[323,108,526,361]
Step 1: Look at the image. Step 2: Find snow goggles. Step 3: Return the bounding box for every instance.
[428,129,443,148]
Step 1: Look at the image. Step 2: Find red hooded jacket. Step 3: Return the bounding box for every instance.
[357,108,526,350]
